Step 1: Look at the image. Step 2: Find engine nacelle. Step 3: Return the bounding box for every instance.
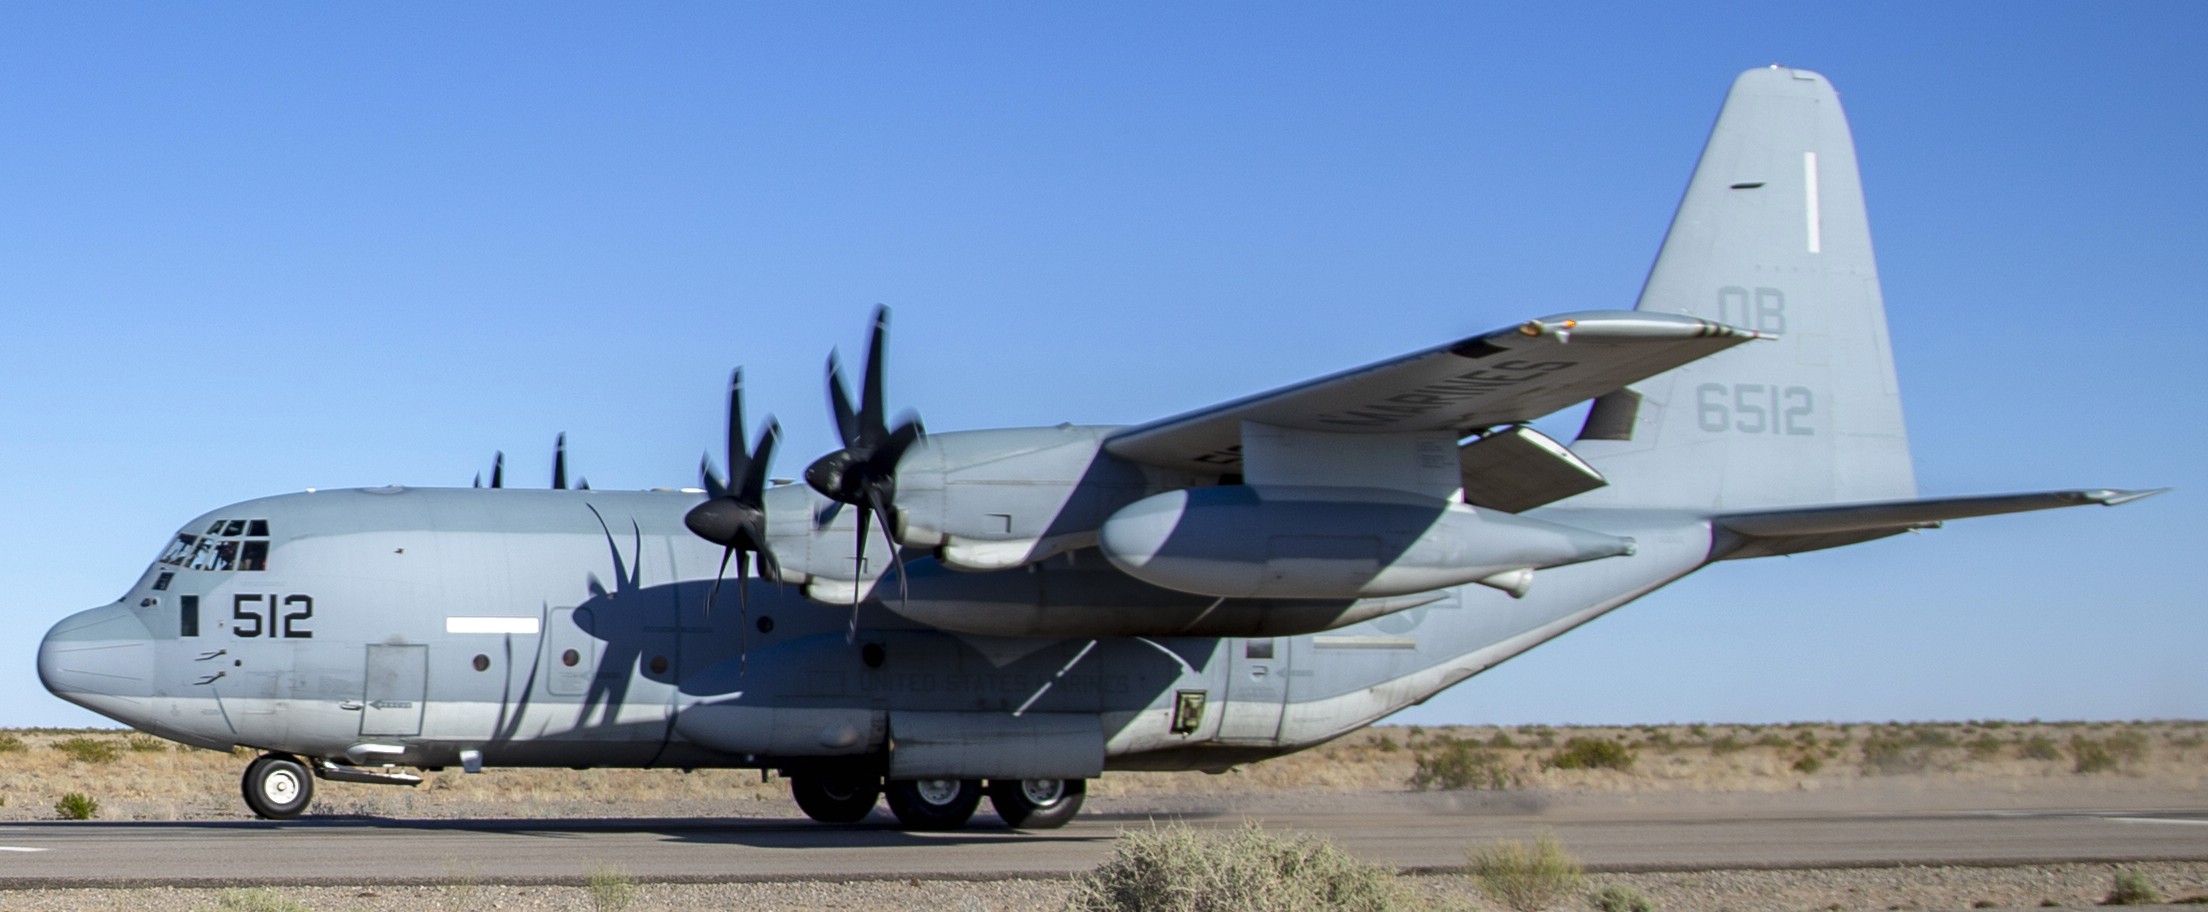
[1098,485,1633,599]
[894,426,1193,571]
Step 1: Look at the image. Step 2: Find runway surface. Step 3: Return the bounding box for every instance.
[4,799,2206,888]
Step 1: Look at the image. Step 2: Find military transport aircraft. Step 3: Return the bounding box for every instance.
[39,67,2161,830]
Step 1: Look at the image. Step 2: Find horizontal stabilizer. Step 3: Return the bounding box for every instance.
[1712,488,2168,559]
[1107,310,1762,474]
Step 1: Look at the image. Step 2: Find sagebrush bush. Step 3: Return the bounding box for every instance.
[2105,870,2162,905]
[124,733,169,753]
[1065,823,1412,912]
[588,864,635,912]
[1410,741,1520,791]
[54,792,98,820]
[1590,883,1654,912]
[2018,734,2061,761]
[0,733,24,752]
[2071,736,2118,774]
[53,736,121,764]
[1547,737,1634,772]
[1470,833,1584,912]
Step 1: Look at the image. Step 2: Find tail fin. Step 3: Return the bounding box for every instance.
[1570,67,1915,511]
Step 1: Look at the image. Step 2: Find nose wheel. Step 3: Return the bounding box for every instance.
[241,753,315,820]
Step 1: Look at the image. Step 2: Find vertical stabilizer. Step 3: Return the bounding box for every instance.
[1570,67,1914,511]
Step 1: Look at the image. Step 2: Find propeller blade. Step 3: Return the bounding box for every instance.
[827,351,860,447]
[491,452,504,489]
[725,370,751,487]
[858,305,889,446]
[473,472,482,489]
[740,420,781,502]
[578,477,589,491]
[554,432,568,490]
[699,455,728,500]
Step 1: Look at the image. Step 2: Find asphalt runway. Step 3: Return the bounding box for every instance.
[6,797,2208,888]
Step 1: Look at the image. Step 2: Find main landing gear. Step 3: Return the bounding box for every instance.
[241,753,315,820]
[787,773,1088,830]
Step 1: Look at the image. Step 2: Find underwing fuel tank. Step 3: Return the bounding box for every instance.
[1097,485,1633,599]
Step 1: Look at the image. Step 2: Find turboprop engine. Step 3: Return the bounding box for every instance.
[1097,485,1633,599]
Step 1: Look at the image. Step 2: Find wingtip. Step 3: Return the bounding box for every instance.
[2091,487,2173,506]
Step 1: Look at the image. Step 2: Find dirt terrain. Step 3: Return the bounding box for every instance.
[2,721,2203,911]
[6,720,2201,823]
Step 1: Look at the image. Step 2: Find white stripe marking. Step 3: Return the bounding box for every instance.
[446,616,541,635]
[0,846,49,853]
[1804,151,1822,253]
[2106,816,2208,827]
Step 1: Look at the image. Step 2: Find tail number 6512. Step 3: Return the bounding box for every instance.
[1696,383,1815,436]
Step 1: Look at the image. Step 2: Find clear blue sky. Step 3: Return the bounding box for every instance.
[4,4,2200,728]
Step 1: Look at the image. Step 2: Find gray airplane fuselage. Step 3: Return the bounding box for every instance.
[42,482,1706,776]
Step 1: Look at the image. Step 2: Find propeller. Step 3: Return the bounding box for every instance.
[803,305,924,632]
[683,369,781,672]
[491,452,504,489]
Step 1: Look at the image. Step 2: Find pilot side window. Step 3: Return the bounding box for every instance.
[159,534,199,566]
[237,541,268,572]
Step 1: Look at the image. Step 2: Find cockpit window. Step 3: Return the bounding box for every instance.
[159,534,199,565]
[159,519,272,572]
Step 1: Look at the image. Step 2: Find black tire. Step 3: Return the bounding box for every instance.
[790,772,880,824]
[884,778,983,830]
[987,778,1086,829]
[241,754,314,820]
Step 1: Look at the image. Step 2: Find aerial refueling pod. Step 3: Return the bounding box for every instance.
[1097,485,1633,599]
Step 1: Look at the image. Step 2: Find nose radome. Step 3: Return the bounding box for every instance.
[39,602,156,722]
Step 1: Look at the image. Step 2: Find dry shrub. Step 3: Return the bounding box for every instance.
[54,792,98,820]
[1590,883,1654,912]
[1469,833,1584,912]
[2018,734,2061,761]
[53,736,120,764]
[1547,738,1633,772]
[1410,741,1519,791]
[2106,870,2162,905]
[1065,822,1411,912]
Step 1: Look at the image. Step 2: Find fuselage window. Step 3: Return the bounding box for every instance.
[153,572,174,591]
[237,541,269,572]
[180,595,199,637]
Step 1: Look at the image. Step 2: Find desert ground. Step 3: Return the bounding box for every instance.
[2,720,2204,911]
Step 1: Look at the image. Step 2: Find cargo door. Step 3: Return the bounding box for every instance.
[361,644,428,737]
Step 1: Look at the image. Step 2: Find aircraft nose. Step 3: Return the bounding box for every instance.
[39,602,156,721]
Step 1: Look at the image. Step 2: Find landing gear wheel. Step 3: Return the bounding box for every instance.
[791,772,881,824]
[241,754,314,820]
[987,778,1086,829]
[884,778,983,830]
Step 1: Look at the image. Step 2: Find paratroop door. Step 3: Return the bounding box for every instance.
[361,644,427,737]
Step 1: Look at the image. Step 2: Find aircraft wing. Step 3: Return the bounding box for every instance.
[1711,488,2170,559]
[1103,310,1765,473]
